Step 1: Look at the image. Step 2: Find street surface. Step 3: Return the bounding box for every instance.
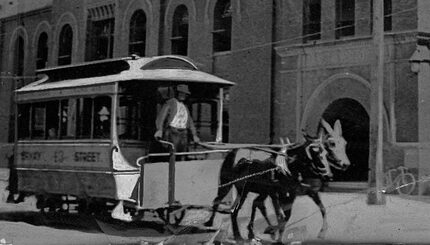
[1,168,430,244]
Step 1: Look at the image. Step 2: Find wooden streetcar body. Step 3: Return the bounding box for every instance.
[13,55,235,221]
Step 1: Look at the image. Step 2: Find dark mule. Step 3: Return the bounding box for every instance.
[204,135,332,242]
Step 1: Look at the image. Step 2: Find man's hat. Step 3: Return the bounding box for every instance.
[176,84,191,94]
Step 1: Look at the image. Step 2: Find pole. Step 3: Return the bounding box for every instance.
[367,0,386,205]
[168,145,176,206]
[216,88,224,143]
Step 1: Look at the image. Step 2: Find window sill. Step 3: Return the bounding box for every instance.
[213,50,232,57]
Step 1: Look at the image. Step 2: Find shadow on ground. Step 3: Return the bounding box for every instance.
[0,211,172,237]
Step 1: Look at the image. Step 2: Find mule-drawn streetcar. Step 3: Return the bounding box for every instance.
[13,55,235,222]
[12,54,351,242]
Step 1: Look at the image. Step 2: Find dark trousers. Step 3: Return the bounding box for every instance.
[164,127,189,153]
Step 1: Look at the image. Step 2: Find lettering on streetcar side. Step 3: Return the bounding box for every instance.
[74,152,101,162]
[53,151,65,163]
[20,151,41,161]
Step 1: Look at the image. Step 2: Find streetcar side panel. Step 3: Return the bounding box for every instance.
[141,159,225,209]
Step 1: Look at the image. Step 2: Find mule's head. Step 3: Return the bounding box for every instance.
[276,138,291,176]
[320,119,351,171]
[303,133,333,180]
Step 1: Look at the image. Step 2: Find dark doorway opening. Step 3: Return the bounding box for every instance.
[322,98,369,182]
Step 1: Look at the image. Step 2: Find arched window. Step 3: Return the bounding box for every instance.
[213,0,231,52]
[36,32,48,69]
[58,24,73,65]
[171,5,188,55]
[13,36,25,77]
[129,10,146,57]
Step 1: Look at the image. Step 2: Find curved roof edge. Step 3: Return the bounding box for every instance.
[17,55,235,94]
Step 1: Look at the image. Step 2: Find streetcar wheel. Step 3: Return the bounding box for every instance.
[36,195,46,210]
[397,173,416,195]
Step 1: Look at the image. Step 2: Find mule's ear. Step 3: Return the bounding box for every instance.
[334,119,342,136]
[279,137,285,145]
[321,119,335,136]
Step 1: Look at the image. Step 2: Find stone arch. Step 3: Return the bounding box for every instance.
[32,21,52,68]
[32,21,51,51]
[301,72,390,140]
[53,12,79,65]
[204,0,240,25]
[164,0,196,55]
[8,26,29,75]
[122,0,154,56]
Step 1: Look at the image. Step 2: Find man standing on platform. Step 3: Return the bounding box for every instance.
[154,84,200,152]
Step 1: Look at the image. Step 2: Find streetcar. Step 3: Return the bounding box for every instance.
[13,55,235,222]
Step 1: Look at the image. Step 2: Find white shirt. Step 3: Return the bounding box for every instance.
[169,101,188,129]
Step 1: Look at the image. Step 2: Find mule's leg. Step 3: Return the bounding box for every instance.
[204,150,239,227]
[262,194,280,237]
[247,193,268,240]
[304,186,327,239]
[258,196,274,227]
[231,189,248,241]
[204,181,232,227]
[277,192,296,243]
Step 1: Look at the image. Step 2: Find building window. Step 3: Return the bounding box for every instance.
[335,0,355,39]
[13,36,25,78]
[213,0,232,52]
[86,4,115,61]
[171,5,189,56]
[58,24,73,66]
[36,32,48,69]
[129,10,146,57]
[86,19,115,61]
[384,0,392,31]
[303,0,321,43]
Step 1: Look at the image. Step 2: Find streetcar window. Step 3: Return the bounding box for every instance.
[17,104,30,139]
[118,95,140,140]
[76,98,93,138]
[191,101,218,142]
[46,101,59,139]
[32,103,46,139]
[60,99,76,138]
[94,96,111,139]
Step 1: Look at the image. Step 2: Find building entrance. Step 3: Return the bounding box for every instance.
[322,98,369,182]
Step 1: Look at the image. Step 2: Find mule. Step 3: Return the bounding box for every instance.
[204,134,332,242]
[320,119,350,170]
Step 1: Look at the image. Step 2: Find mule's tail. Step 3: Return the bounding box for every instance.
[204,149,238,227]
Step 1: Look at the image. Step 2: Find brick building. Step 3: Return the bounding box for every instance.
[1,0,430,193]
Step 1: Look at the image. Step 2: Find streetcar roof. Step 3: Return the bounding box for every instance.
[16,55,235,94]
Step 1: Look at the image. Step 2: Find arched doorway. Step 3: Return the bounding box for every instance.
[322,98,369,182]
